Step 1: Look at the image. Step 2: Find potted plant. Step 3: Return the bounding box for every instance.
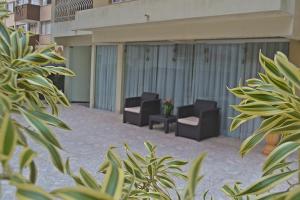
[163,98,174,117]
[263,132,281,156]
[261,116,281,156]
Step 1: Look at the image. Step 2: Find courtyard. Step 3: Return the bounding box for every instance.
[4,104,266,199]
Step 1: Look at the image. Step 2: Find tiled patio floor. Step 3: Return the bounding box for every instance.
[4,104,267,200]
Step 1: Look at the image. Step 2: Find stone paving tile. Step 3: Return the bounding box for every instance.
[3,104,269,200]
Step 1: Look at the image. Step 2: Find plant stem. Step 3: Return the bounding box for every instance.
[298,150,300,183]
[0,173,10,180]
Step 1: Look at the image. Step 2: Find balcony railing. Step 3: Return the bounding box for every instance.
[54,0,93,22]
[15,3,40,21]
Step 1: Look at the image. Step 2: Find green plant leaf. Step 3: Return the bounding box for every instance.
[257,191,288,200]
[232,102,288,116]
[24,128,65,173]
[259,51,282,78]
[101,164,124,199]
[21,108,62,149]
[31,110,71,130]
[230,113,257,132]
[279,132,300,144]
[263,161,293,176]
[239,115,285,156]
[52,186,113,200]
[15,183,53,200]
[79,168,101,190]
[275,52,300,88]
[44,66,75,77]
[286,186,300,200]
[237,170,298,196]
[29,161,38,184]
[183,153,206,199]
[0,112,17,161]
[262,142,300,173]
[19,147,37,172]
[22,75,53,90]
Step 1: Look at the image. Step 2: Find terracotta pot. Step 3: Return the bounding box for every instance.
[262,134,281,156]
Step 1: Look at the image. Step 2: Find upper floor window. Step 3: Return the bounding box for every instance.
[112,0,129,3]
[16,0,41,6]
[42,0,52,6]
[6,2,15,13]
[41,21,51,35]
[16,23,29,31]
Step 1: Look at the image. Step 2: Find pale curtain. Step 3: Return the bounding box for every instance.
[95,45,117,111]
[123,42,289,139]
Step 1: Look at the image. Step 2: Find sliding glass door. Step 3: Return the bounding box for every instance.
[124,42,289,138]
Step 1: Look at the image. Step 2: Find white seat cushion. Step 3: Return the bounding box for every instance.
[178,116,199,126]
[124,106,141,114]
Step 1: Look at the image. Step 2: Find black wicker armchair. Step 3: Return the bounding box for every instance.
[176,99,220,141]
[123,92,161,126]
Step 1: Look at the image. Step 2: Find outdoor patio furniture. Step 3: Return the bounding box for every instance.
[176,99,220,141]
[149,114,177,133]
[123,92,161,126]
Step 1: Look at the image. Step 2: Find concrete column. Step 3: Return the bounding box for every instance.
[115,44,125,113]
[63,46,71,99]
[289,40,300,68]
[89,44,96,108]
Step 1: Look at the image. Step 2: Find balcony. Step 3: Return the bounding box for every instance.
[52,0,299,41]
[54,0,93,22]
[74,0,293,30]
[15,4,40,22]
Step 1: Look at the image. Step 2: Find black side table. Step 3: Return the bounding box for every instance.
[149,115,177,133]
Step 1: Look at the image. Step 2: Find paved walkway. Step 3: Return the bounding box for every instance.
[4,104,266,199]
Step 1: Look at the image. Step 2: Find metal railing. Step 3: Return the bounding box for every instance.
[54,0,93,22]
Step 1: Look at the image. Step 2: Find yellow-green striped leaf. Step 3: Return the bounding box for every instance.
[15,183,53,200]
[19,147,37,172]
[279,132,300,144]
[237,170,298,196]
[79,168,101,190]
[101,164,124,199]
[21,108,62,149]
[184,153,206,199]
[259,51,282,78]
[275,53,300,88]
[22,75,53,90]
[29,161,38,184]
[232,102,287,116]
[263,161,293,176]
[44,66,75,77]
[263,142,300,173]
[286,186,300,200]
[52,186,113,200]
[31,110,70,130]
[257,191,287,200]
[0,112,17,161]
[24,128,65,173]
[244,91,284,105]
[230,113,257,132]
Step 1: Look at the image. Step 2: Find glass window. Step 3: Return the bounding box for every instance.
[41,21,51,35]
[112,0,133,3]
[42,0,51,6]
[16,0,41,6]
[7,2,15,13]
[16,24,29,31]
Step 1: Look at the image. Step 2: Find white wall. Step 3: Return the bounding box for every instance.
[74,0,287,30]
